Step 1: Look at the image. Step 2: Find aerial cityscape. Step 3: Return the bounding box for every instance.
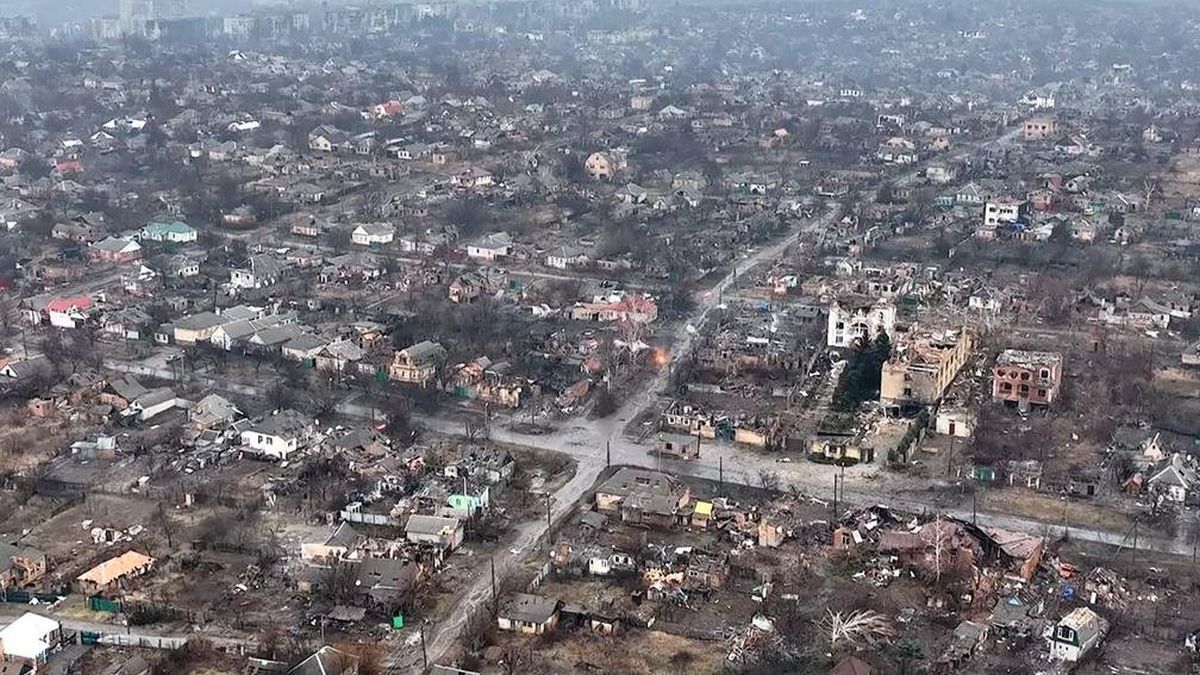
[0,0,1198,673]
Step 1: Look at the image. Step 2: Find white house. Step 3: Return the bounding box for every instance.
[240,409,312,459]
[584,151,626,181]
[984,199,1028,226]
[877,137,918,164]
[128,388,183,422]
[404,514,464,551]
[351,223,396,247]
[545,246,588,269]
[1148,454,1196,503]
[139,220,198,244]
[467,232,514,261]
[230,254,285,290]
[827,298,896,348]
[0,612,64,669]
[452,167,494,189]
[935,408,975,438]
[925,165,954,185]
[1049,608,1108,662]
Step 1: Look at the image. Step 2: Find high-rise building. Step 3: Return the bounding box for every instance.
[119,0,192,34]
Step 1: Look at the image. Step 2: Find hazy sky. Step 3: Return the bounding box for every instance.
[0,0,270,26]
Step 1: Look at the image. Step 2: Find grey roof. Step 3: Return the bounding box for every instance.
[217,318,256,340]
[355,558,417,594]
[252,323,304,346]
[476,231,513,249]
[106,376,147,401]
[320,340,364,361]
[174,311,223,331]
[402,340,446,364]
[133,387,177,409]
[3,355,53,381]
[323,522,364,549]
[283,334,328,353]
[221,305,263,322]
[596,468,677,499]
[0,541,43,575]
[288,646,358,675]
[191,394,240,425]
[405,514,460,536]
[1149,456,1197,489]
[500,593,560,624]
[355,222,395,236]
[247,254,285,277]
[91,236,139,253]
[249,409,311,439]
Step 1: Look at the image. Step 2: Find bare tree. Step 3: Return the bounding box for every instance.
[319,562,360,605]
[153,501,180,550]
[819,609,896,650]
[498,645,531,675]
[1141,177,1159,209]
[758,469,781,494]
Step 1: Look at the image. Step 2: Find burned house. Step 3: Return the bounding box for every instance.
[594,468,691,528]
[992,350,1062,409]
[877,520,981,579]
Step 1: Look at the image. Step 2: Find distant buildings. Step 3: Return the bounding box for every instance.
[983,199,1029,227]
[584,151,627,180]
[1023,118,1058,141]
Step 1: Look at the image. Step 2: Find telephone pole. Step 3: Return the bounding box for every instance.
[832,474,839,520]
[420,623,428,668]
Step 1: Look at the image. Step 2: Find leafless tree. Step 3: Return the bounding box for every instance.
[1141,177,1160,209]
[819,609,896,650]
[153,501,180,550]
[319,562,360,605]
[758,469,781,494]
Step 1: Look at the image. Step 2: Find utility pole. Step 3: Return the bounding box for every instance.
[1131,519,1139,565]
[832,474,839,520]
[947,435,955,475]
[839,463,846,505]
[719,456,723,489]
[420,623,428,668]
[605,440,610,467]
[972,492,977,525]
[545,494,552,530]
